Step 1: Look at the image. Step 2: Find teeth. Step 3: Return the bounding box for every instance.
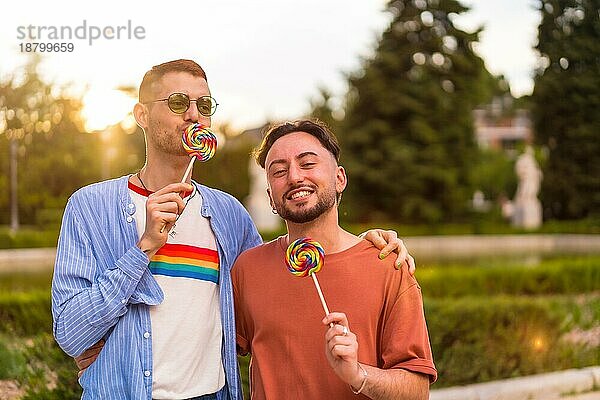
[291,190,311,200]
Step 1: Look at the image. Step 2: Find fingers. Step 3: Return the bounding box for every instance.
[362,230,388,252]
[145,183,193,230]
[329,338,357,358]
[377,234,408,269]
[381,238,407,267]
[323,312,349,328]
[152,182,194,197]
[365,229,418,272]
[362,229,402,260]
[378,240,398,259]
[324,323,351,342]
[391,238,408,269]
[407,255,416,275]
[323,312,353,348]
[148,185,191,215]
[324,320,357,360]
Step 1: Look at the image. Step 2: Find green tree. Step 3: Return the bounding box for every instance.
[0,56,71,228]
[531,0,600,219]
[195,124,254,202]
[329,0,496,223]
[310,87,343,133]
[0,58,138,228]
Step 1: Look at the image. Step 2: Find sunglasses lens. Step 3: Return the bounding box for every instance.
[197,97,215,116]
[168,93,190,114]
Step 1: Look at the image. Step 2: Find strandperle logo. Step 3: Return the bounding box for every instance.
[16,20,146,46]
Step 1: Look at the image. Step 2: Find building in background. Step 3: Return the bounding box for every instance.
[473,96,532,152]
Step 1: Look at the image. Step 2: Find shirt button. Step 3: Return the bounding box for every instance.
[121,299,127,304]
[126,216,133,223]
[143,332,150,339]
[128,203,134,209]
[144,370,151,377]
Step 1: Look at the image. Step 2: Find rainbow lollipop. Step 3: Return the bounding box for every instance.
[182,123,217,162]
[286,238,330,317]
[286,238,324,277]
[180,123,217,183]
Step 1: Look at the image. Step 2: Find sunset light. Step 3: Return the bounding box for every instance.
[81,87,136,132]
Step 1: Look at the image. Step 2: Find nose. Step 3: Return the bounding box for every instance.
[287,163,304,183]
[183,102,211,127]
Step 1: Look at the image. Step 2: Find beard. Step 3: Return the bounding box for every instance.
[147,116,187,156]
[276,185,338,224]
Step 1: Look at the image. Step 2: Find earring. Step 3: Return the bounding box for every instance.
[271,208,278,214]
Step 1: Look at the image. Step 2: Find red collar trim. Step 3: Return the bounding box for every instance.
[128,179,193,198]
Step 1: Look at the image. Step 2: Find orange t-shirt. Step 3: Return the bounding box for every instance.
[232,237,437,399]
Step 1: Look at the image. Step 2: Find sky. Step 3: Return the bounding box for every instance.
[0,0,541,132]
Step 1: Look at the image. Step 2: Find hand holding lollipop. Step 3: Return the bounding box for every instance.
[286,238,330,318]
[160,123,217,233]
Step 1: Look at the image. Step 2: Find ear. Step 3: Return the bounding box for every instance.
[266,187,276,210]
[133,102,149,130]
[336,165,347,194]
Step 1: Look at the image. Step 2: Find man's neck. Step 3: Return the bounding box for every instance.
[139,153,193,190]
[285,209,359,254]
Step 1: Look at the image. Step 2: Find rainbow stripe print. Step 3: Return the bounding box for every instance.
[149,243,219,284]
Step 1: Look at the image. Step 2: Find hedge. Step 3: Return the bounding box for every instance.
[1,291,597,397]
[425,294,600,387]
[418,256,600,298]
[0,290,52,336]
[344,217,600,236]
[0,227,59,249]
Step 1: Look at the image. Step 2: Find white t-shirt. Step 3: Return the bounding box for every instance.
[130,182,225,399]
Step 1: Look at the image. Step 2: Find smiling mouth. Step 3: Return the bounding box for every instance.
[285,186,316,201]
[289,190,312,200]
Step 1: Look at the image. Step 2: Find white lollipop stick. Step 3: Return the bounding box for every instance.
[159,156,196,233]
[180,156,196,183]
[311,272,334,327]
[311,273,330,316]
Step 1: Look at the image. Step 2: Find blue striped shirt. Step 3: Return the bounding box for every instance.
[51,176,262,400]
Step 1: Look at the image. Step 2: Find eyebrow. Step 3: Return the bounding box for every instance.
[267,151,319,172]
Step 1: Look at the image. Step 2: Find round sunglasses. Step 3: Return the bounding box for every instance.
[145,93,218,116]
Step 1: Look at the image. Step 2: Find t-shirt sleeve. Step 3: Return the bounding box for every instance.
[380,269,438,383]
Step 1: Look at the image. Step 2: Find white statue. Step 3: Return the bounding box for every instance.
[511,146,542,229]
[245,158,281,232]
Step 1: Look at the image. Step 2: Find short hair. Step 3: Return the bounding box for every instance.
[253,119,341,169]
[139,59,207,102]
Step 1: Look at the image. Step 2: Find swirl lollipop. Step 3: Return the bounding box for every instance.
[286,238,324,277]
[180,123,218,183]
[160,123,218,233]
[286,238,330,317]
[182,123,217,162]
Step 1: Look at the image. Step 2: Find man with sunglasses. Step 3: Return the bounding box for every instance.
[52,59,414,400]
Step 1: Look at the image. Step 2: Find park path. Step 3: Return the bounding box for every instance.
[431,366,600,400]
